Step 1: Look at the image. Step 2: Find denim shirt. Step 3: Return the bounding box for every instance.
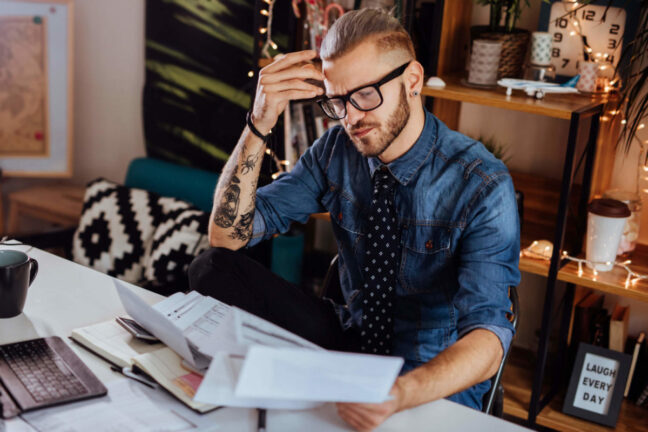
[249,110,520,409]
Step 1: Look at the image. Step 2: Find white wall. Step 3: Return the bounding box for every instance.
[1,0,146,231]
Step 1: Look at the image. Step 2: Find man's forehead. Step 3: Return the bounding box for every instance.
[322,42,410,96]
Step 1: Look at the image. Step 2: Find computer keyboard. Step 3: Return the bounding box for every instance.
[0,338,88,403]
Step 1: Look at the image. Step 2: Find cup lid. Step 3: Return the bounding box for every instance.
[588,198,631,218]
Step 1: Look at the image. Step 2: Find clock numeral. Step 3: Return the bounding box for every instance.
[562,58,570,69]
[606,55,615,64]
[553,32,563,43]
[576,60,580,69]
[556,17,568,29]
[608,39,618,49]
[610,24,620,35]
[582,9,595,21]
[552,48,561,58]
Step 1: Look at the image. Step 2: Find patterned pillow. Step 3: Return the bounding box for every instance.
[72,179,165,283]
[142,197,210,292]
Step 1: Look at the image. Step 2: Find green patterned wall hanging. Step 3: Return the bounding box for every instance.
[144,0,256,172]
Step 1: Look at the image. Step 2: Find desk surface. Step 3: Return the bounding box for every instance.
[0,246,530,432]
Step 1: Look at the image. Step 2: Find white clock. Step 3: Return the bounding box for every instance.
[547,1,626,77]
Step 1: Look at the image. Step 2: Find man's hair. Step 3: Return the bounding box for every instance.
[319,8,415,61]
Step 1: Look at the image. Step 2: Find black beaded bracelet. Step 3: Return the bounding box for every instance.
[246,111,271,142]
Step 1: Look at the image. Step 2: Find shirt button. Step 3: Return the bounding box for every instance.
[425,240,434,250]
[380,166,388,172]
[338,212,343,221]
[330,186,335,192]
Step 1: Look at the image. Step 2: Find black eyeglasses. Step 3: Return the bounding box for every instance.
[317,62,411,120]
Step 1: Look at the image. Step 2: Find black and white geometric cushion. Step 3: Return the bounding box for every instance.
[142,197,210,291]
[72,179,165,283]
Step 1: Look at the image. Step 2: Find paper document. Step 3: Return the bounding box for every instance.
[21,380,195,432]
[153,291,230,350]
[193,352,321,410]
[114,280,197,367]
[236,346,403,403]
[234,308,321,350]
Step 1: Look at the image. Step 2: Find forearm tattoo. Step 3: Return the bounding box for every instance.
[230,206,255,241]
[213,176,240,228]
[241,154,259,175]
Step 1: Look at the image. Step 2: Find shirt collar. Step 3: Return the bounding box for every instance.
[367,110,438,186]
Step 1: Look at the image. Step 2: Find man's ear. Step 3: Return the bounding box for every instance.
[406,61,424,96]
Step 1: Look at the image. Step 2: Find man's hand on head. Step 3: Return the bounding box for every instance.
[336,380,404,431]
[251,50,324,134]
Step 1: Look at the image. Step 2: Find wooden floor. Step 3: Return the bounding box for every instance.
[503,348,648,432]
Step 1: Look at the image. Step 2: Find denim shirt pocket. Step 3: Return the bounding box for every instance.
[399,223,452,295]
[322,185,365,252]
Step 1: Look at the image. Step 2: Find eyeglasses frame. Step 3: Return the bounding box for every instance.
[317,61,411,120]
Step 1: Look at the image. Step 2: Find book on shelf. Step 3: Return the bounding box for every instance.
[609,304,630,352]
[625,332,647,402]
[571,292,605,347]
[284,101,341,167]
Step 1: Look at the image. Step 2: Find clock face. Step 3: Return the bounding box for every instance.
[548,1,626,77]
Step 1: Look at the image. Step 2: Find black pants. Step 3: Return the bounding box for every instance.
[188,248,359,351]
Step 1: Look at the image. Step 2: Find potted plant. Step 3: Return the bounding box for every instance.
[472,0,531,78]
[617,1,648,154]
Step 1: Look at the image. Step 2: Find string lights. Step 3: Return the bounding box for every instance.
[259,0,278,59]
[521,240,648,289]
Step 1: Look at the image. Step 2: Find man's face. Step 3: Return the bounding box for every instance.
[322,42,411,158]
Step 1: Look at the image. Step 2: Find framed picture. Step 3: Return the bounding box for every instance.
[562,343,632,427]
[0,0,74,177]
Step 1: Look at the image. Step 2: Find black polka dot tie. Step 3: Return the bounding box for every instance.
[361,166,399,355]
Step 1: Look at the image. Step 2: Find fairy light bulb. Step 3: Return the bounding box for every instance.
[260,9,269,16]
[247,70,254,78]
[259,27,267,34]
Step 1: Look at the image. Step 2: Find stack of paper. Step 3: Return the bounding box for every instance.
[90,281,404,410]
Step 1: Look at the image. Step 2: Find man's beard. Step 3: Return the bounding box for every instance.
[347,84,410,158]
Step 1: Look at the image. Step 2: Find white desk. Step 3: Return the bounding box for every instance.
[0,246,530,431]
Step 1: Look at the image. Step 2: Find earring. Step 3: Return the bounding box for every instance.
[412,90,419,96]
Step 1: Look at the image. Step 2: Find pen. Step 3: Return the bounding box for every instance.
[110,365,158,389]
[257,408,266,432]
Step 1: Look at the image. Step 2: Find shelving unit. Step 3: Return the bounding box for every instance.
[421,55,619,432]
[502,348,648,432]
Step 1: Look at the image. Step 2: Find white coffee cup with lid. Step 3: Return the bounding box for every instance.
[586,198,631,271]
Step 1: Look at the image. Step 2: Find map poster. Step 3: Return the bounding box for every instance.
[0,16,48,157]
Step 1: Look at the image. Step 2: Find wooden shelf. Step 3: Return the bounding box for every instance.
[503,348,648,432]
[556,244,648,304]
[422,74,609,120]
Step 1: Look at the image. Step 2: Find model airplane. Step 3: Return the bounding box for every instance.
[498,76,580,99]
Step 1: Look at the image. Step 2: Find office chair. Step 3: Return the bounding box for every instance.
[319,255,519,417]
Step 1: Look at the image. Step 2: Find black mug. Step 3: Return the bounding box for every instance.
[0,250,38,318]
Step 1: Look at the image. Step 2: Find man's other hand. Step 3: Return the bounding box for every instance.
[251,50,324,134]
[336,381,403,431]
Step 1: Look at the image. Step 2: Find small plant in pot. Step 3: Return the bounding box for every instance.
[472,0,531,78]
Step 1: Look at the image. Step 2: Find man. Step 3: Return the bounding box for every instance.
[189,8,520,431]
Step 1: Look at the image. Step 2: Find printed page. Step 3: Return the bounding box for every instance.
[70,320,163,368]
[22,379,194,432]
[234,307,322,351]
[235,346,403,403]
[152,291,231,353]
[193,352,321,410]
[115,280,195,366]
[132,347,218,413]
